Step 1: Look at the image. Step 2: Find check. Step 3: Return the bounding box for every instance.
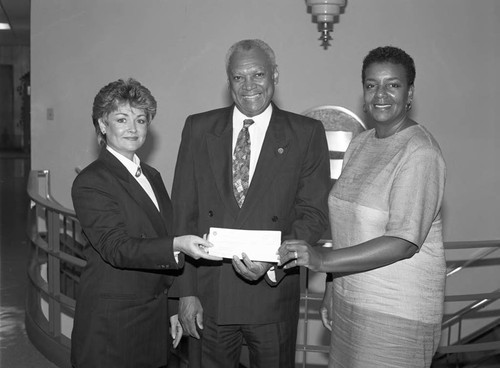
[207,227,281,263]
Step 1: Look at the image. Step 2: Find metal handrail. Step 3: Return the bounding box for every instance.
[434,240,500,365]
[25,170,86,368]
[446,241,500,277]
[27,169,76,218]
[25,169,500,367]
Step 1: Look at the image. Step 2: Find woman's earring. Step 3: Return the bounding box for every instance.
[406,101,413,111]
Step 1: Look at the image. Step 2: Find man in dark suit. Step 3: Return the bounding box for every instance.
[171,40,331,367]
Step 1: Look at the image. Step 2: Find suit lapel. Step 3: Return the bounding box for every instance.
[206,105,291,226]
[235,106,290,226]
[142,165,172,235]
[99,150,168,236]
[206,108,240,218]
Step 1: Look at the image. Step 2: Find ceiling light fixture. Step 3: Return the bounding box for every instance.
[306,0,346,49]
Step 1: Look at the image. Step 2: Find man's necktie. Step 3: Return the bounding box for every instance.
[233,119,254,207]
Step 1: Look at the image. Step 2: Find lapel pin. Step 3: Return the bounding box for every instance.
[278,147,284,154]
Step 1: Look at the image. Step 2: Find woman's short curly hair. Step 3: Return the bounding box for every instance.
[361,46,416,86]
[92,78,157,146]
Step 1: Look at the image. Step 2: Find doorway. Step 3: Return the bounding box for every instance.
[0,64,14,149]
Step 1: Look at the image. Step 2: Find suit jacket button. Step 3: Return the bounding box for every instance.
[208,210,214,217]
[272,216,278,222]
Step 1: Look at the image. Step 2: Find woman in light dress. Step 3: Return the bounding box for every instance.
[278,46,446,368]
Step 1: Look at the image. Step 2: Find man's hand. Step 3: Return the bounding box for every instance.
[232,253,272,281]
[179,296,203,339]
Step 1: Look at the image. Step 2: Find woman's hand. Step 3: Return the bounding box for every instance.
[277,239,324,272]
[170,314,183,348]
[173,235,222,261]
[320,281,334,331]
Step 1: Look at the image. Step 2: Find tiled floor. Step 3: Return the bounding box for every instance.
[0,150,58,368]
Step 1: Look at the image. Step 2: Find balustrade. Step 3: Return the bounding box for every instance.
[25,170,500,367]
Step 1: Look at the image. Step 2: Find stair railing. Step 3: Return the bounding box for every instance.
[25,169,500,368]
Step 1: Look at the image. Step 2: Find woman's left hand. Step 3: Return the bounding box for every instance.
[170,314,183,348]
[320,281,334,331]
[277,239,323,272]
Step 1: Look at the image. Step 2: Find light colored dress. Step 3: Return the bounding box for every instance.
[328,125,446,368]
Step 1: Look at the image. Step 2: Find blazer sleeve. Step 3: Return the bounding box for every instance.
[72,167,179,271]
[171,116,199,297]
[271,119,331,284]
[287,119,330,242]
[168,298,179,318]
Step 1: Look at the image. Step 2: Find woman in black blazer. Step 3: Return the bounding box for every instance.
[70,78,220,368]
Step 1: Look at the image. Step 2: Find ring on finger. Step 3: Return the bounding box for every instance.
[294,251,298,259]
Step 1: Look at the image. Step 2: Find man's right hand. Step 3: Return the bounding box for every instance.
[179,296,204,339]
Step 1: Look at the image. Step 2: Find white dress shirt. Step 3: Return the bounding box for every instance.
[232,105,276,280]
[232,104,272,184]
[106,145,159,211]
[106,146,180,262]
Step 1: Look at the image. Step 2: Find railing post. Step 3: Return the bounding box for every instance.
[47,209,62,339]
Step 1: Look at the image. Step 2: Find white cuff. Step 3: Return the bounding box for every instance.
[267,266,276,282]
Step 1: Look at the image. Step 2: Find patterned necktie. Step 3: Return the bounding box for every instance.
[233,119,254,207]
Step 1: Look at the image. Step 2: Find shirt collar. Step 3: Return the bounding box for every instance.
[106,145,142,177]
[233,104,273,127]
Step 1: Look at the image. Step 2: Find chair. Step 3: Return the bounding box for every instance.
[302,105,366,181]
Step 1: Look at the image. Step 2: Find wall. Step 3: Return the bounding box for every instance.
[31,0,500,244]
